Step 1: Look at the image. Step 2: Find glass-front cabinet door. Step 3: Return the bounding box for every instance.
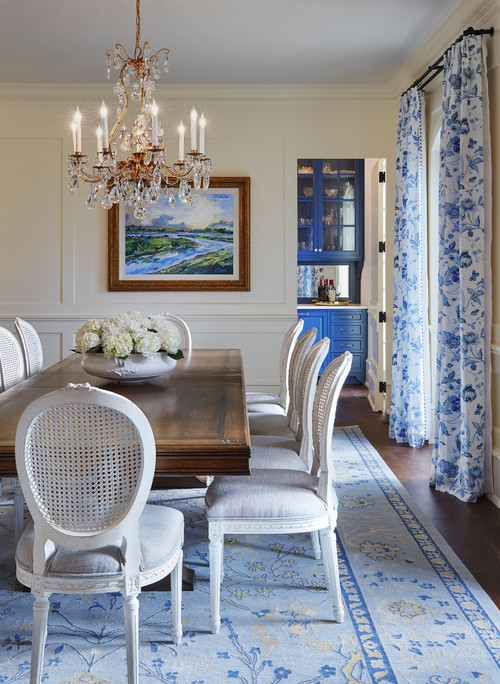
[297,158,363,261]
[297,159,315,252]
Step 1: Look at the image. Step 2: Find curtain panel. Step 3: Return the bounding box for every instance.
[389,87,431,447]
[430,35,492,502]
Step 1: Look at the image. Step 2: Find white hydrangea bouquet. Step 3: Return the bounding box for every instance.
[74,311,184,360]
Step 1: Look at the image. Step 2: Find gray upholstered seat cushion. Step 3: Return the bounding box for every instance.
[246,392,286,415]
[205,469,329,520]
[250,435,308,471]
[248,412,294,437]
[16,504,183,578]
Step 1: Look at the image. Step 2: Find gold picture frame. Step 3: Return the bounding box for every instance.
[108,177,250,291]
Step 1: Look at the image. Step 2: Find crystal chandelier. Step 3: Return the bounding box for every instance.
[67,0,212,219]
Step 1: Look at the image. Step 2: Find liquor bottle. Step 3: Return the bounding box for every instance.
[318,277,323,300]
[328,279,335,302]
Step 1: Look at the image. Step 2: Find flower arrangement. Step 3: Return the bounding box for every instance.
[74,311,184,360]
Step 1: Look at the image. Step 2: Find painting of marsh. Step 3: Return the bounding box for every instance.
[125,191,235,276]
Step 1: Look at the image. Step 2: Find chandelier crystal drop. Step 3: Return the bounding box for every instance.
[67,0,212,218]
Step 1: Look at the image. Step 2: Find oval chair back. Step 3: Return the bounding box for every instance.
[15,317,43,378]
[0,326,24,391]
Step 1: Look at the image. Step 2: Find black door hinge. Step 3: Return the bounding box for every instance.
[378,241,386,253]
[379,171,386,183]
[379,311,387,323]
[379,381,387,393]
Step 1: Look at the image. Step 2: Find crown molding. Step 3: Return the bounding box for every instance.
[0,81,394,104]
[389,0,499,98]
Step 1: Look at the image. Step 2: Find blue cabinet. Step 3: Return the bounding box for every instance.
[298,308,366,383]
[297,159,364,264]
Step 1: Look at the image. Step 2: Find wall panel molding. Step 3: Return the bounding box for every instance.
[0,315,296,393]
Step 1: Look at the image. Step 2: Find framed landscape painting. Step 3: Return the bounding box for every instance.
[108,177,250,291]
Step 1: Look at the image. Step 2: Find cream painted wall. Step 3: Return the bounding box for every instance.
[0,84,398,391]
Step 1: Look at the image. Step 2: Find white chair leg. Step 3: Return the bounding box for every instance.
[171,553,183,645]
[123,594,139,684]
[31,593,50,684]
[220,536,224,582]
[318,527,344,623]
[208,523,222,634]
[310,530,321,560]
[14,479,24,545]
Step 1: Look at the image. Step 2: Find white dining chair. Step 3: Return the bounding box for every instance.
[248,326,317,437]
[205,351,353,634]
[0,326,25,391]
[160,312,192,350]
[14,317,43,378]
[249,337,330,473]
[15,382,184,684]
[0,326,25,534]
[246,319,304,415]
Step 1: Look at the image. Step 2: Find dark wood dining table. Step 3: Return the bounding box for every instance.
[0,348,251,479]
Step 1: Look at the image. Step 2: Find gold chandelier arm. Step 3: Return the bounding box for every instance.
[108,64,130,145]
[150,47,170,62]
[76,168,104,184]
[106,43,133,68]
[160,163,201,180]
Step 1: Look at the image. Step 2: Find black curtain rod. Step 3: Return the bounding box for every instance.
[404,26,494,94]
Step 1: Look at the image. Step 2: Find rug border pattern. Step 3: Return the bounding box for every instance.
[340,426,500,667]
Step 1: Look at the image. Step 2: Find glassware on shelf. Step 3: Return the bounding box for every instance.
[339,159,356,174]
[298,159,314,174]
[340,179,355,198]
[322,160,337,174]
[322,227,338,251]
[322,205,338,225]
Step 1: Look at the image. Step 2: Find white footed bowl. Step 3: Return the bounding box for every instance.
[81,352,177,383]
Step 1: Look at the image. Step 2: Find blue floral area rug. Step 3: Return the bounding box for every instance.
[1,426,499,683]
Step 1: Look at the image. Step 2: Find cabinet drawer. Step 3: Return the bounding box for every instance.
[331,322,364,338]
[348,353,365,374]
[330,352,364,374]
[329,311,364,323]
[332,338,364,353]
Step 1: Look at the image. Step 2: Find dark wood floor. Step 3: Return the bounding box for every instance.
[336,384,500,609]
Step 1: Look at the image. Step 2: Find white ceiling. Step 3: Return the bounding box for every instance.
[1,0,462,85]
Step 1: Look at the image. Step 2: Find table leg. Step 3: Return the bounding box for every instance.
[143,565,195,592]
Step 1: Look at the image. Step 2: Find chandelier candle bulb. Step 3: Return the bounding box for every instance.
[74,108,82,153]
[190,108,197,151]
[151,100,159,146]
[100,102,109,149]
[199,113,206,154]
[178,122,185,161]
[96,126,103,154]
[71,121,78,154]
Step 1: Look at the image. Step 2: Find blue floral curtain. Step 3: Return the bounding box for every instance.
[389,87,431,447]
[430,35,492,502]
